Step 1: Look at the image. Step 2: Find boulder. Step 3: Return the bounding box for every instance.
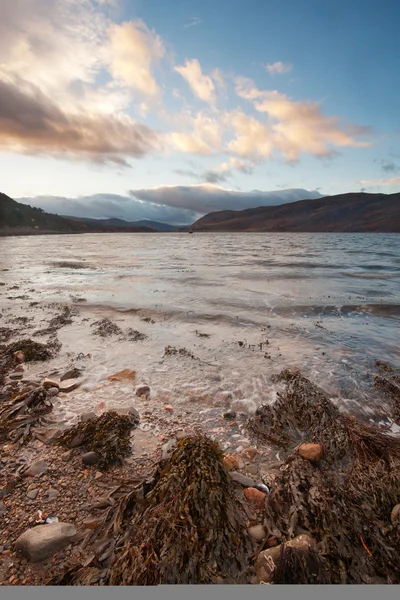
[15,523,77,563]
[297,443,323,463]
[82,452,100,466]
[244,487,266,510]
[255,534,316,583]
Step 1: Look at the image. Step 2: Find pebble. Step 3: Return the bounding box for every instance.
[164,405,174,412]
[223,455,239,470]
[248,524,267,543]
[24,460,48,477]
[246,465,258,475]
[46,387,59,398]
[223,410,236,420]
[242,447,258,462]
[45,489,59,500]
[244,488,267,510]
[0,501,7,515]
[27,489,39,500]
[80,412,97,423]
[297,443,323,463]
[82,452,100,466]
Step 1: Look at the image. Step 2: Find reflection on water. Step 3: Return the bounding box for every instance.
[0,232,399,424]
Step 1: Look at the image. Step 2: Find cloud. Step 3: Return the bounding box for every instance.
[129,185,322,214]
[108,20,165,96]
[219,158,254,174]
[168,113,223,154]
[0,77,158,164]
[184,17,202,28]
[374,158,400,173]
[175,59,216,103]
[16,193,198,226]
[358,176,400,187]
[224,110,273,160]
[265,62,293,75]
[234,78,372,161]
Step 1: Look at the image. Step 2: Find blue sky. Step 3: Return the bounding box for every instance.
[0,0,399,224]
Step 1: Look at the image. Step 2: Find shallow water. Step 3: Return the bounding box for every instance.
[1,232,399,432]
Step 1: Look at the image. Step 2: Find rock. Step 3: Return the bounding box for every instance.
[108,369,136,382]
[9,374,23,380]
[45,489,59,500]
[135,384,150,398]
[15,523,77,563]
[59,380,81,393]
[164,405,174,412]
[266,536,280,548]
[255,534,316,583]
[24,460,47,477]
[246,464,258,475]
[223,455,239,470]
[230,472,256,488]
[162,439,176,460]
[297,443,323,463]
[80,412,97,423]
[0,501,7,515]
[248,524,267,543]
[27,489,39,500]
[14,351,25,363]
[244,487,266,510]
[60,369,82,382]
[391,504,400,524]
[14,365,24,373]
[68,433,85,448]
[223,410,236,420]
[35,428,63,445]
[46,387,59,398]
[82,452,100,466]
[42,379,60,390]
[94,472,103,480]
[61,450,73,462]
[242,447,258,461]
[115,406,140,421]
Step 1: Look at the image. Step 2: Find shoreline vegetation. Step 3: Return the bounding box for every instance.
[0,300,399,585]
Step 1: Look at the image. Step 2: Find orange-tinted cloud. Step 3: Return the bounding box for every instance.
[175,59,216,103]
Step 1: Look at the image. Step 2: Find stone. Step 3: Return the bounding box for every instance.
[0,501,7,515]
[391,504,400,524]
[297,443,323,463]
[42,379,60,390]
[255,534,316,583]
[108,369,136,382]
[223,410,236,420]
[266,536,280,548]
[45,489,59,500]
[27,489,39,500]
[60,369,82,382]
[248,524,267,543]
[24,460,47,477]
[68,433,85,448]
[61,450,73,462]
[15,523,77,563]
[242,447,258,462]
[35,428,63,445]
[59,380,81,393]
[135,384,150,398]
[14,351,25,363]
[46,387,59,398]
[223,455,239,470]
[164,405,174,412]
[82,452,100,466]
[244,487,266,510]
[80,412,97,423]
[94,472,103,480]
[230,472,256,488]
[115,406,140,422]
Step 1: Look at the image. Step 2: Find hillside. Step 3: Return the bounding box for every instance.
[0,194,156,235]
[64,215,183,232]
[191,192,400,233]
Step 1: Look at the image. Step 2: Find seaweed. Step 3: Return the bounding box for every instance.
[57,411,139,470]
[91,319,123,338]
[164,345,196,359]
[272,544,333,584]
[0,386,53,446]
[374,361,400,425]
[108,434,255,585]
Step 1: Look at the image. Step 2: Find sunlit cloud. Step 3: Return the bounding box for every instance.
[358,176,400,187]
[184,17,202,28]
[175,59,216,104]
[265,61,293,75]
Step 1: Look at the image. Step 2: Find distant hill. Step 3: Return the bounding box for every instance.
[191,192,400,232]
[0,193,156,235]
[64,215,184,232]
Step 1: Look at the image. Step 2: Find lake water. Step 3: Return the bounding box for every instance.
[1,232,399,434]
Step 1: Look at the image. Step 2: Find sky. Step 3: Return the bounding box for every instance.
[1,0,399,224]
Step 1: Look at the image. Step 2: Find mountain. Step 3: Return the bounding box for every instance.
[0,193,156,234]
[64,215,183,232]
[191,192,400,233]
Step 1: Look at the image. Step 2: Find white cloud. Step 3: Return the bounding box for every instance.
[168,112,223,154]
[175,59,216,103]
[358,176,400,187]
[184,17,202,28]
[265,61,293,75]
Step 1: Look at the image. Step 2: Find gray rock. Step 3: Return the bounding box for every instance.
[15,522,77,563]
[82,452,100,466]
[80,412,97,423]
[27,489,39,500]
[46,387,59,398]
[46,488,59,500]
[61,450,73,462]
[248,524,267,543]
[61,369,82,382]
[24,460,47,477]
[68,433,85,448]
[36,428,63,445]
[230,472,256,488]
